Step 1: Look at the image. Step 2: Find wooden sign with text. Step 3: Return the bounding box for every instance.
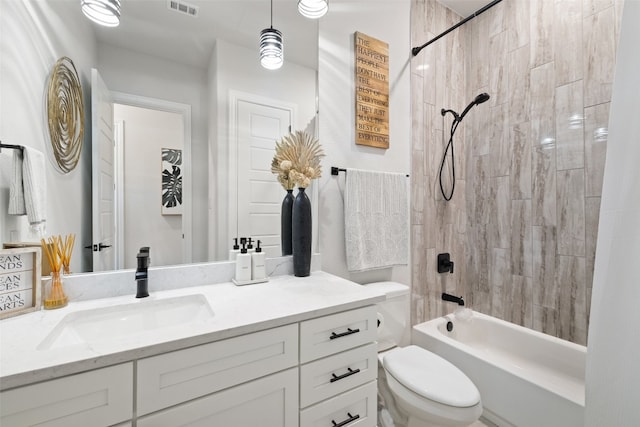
[355,31,389,149]
[0,247,42,319]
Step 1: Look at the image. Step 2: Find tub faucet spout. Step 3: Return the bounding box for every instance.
[442,292,464,306]
[135,246,150,298]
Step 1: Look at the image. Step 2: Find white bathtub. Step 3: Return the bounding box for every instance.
[411,310,586,427]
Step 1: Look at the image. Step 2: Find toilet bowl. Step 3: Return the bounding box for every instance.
[366,282,482,427]
[381,346,482,427]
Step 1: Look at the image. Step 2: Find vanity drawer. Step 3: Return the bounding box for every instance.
[137,323,298,415]
[0,363,132,427]
[137,368,299,427]
[300,381,377,427]
[300,305,377,363]
[300,342,377,407]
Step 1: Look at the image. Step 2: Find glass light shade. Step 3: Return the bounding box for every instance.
[81,0,121,27]
[260,28,284,70]
[298,0,328,19]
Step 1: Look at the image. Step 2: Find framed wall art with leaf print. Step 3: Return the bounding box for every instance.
[161,148,183,215]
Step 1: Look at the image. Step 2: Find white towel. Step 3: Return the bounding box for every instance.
[344,169,409,272]
[8,147,47,233]
[8,150,26,215]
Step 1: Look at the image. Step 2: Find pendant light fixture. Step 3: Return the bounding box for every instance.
[81,0,121,27]
[298,0,328,19]
[260,0,283,70]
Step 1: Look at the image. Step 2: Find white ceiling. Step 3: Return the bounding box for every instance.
[58,0,319,70]
[437,0,495,18]
[53,0,495,72]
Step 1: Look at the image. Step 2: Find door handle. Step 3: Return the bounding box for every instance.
[85,243,112,252]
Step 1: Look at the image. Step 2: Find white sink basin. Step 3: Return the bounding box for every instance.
[38,294,214,350]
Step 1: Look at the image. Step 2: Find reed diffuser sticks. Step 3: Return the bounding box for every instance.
[41,234,74,309]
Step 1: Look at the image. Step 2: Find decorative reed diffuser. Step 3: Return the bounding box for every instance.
[41,234,73,309]
[59,234,75,275]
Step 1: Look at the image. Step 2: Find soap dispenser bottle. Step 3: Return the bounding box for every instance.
[235,242,252,282]
[229,238,240,260]
[251,240,266,281]
[246,237,255,253]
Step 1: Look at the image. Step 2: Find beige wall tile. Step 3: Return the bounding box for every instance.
[584,7,616,106]
[508,45,531,125]
[554,0,584,86]
[533,304,559,336]
[505,275,533,328]
[530,0,554,68]
[557,169,586,256]
[585,197,601,317]
[584,0,614,16]
[532,144,557,226]
[556,81,585,171]
[557,255,587,344]
[506,0,530,51]
[510,122,532,200]
[533,225,558,307]
[584,102,610,197]
[490,176,511,250]
[530,62,556,145]
[510,199,533,277]
[489,103,509,175]
[490,248,511,318]
[489,31,508,107]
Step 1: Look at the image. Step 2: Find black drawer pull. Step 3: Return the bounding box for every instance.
[332,412,360,427]
[330,328,360,340]
[330,367,361,383]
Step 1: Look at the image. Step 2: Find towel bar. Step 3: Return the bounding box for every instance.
[0,142,24,153]
[331,166,409,177]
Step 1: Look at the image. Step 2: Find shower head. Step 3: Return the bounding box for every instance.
[458,92,490,122]
[474,92,490,105]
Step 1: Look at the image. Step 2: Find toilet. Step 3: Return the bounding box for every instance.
[365,282,482,427]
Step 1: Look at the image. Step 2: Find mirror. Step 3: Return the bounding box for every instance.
[0,0,318,272]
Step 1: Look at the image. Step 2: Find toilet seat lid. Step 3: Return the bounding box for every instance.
[383,345,480,408]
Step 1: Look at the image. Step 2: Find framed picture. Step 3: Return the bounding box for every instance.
[161,148,183,215]
[0,247,42,319]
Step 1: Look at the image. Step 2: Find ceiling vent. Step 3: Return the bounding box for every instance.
[168,0,198,17]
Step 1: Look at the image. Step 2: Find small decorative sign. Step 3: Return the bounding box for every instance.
[354,31,389,149]
[0,247,42,319]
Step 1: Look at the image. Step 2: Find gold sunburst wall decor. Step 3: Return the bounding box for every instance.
[46,56,85,173]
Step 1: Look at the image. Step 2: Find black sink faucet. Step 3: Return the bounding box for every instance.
[135,246,150,298]
[442,292,464,306]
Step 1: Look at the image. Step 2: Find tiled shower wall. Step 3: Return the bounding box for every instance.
[410,0,623,345]
[410,0,468,327]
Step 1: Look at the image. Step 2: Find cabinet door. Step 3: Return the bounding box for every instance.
[0,363,132,427]
[137,368,299,427]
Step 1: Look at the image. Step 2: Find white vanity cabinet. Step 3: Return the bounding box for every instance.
[299,305,379,427]
[0,303,380,427]
[0,363,133,427]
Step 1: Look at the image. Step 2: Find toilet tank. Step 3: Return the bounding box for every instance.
[364,282,410,351]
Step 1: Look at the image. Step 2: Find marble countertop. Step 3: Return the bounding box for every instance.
[0,271,385,391]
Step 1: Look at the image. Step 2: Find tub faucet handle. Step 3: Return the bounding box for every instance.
[437,253,454,274]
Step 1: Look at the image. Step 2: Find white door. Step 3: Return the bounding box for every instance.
[91,69,116,271]
[235,99,292,258]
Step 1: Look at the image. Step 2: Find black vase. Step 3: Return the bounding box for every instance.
[292,187,312,277]
[281,189,294,256]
